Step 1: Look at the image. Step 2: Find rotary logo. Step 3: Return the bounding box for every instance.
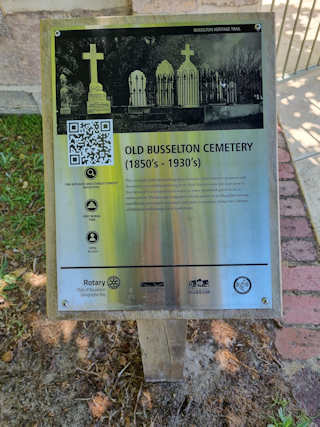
[107,276,120,289]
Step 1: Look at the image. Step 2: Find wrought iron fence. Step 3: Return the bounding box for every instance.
[269,0,320,79]
[199,70,262,105]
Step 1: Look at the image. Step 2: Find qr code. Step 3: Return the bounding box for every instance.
[67,119,113,167]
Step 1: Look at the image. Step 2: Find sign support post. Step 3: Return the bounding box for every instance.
[137,320,187,382]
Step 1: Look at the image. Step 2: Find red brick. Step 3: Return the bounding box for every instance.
[275,327,320,359]
[281,240,317,262]
[278,147,291,163]
[282,266,320,291]
[277,130,287,149]
[279,163,295,179]
[283,295,320,324]
[280,198,306,216]
[279,181,299,197]
[280,217,313,238]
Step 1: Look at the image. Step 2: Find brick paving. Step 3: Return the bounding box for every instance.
[276,128,320,360]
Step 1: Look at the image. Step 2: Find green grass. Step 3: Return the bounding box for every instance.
[268,395,313,427]
[0,115,45,270]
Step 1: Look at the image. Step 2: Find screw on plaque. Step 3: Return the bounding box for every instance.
[55,30,61,37]
[261,297,268,305]
[62,299,70,308]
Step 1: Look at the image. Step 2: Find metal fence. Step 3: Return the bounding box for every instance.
[269,0,320,79]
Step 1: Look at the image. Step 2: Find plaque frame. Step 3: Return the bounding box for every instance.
[41,13,281,321]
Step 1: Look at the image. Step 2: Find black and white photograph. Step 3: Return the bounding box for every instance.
[55,24,263,134]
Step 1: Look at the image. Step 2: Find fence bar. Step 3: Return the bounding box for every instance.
[294,0,317,73]
[282,0,304,78]
[306,23,320,69]
[276,0,290,56]
[270,0,276,12]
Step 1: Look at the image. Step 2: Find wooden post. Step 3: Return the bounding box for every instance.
[137,320,187,382]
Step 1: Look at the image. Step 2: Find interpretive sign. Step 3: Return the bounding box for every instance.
[41,13,281,320]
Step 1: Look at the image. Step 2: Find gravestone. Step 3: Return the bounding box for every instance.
[82,43,111,114]
[59,73,71,115]
[41,13,280,382]
[156,60,174,106]
[128,70,147,106]
[177,43,199,107]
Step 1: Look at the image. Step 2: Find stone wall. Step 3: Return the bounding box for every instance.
[1,0,260,14]
[0,0,262,112]
[132,0,261,14]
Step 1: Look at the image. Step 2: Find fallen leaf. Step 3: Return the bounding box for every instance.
[2,350,13,363]
[0,279,7,292]
[215,349,240,374]
[88,392,112,418]
[0,296,10,309]
[23,272,47,287]
[211,320,238,348]
[76,335,89,361]
[119,355,127,366]
[141,390,152,409]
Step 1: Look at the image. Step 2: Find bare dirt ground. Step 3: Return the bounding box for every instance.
[0,283,307,427]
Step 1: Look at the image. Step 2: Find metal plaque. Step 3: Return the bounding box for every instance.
[41,13,281,319]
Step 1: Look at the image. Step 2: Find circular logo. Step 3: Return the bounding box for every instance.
[86,199,98,212]
[234,276,252,294]
[107,276,120,289]
[87,231,99,243]
[85,167,97,179]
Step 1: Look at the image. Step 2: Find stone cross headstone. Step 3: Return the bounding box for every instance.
[82,43,111,114]
[156,60,174,106]
[128,70,147,107]
[177,43,199,107]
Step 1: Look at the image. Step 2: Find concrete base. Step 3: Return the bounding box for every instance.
[0,85,41,114]
[204,103,262,123]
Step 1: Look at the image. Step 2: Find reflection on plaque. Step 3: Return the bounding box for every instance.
[42,14,281,318]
